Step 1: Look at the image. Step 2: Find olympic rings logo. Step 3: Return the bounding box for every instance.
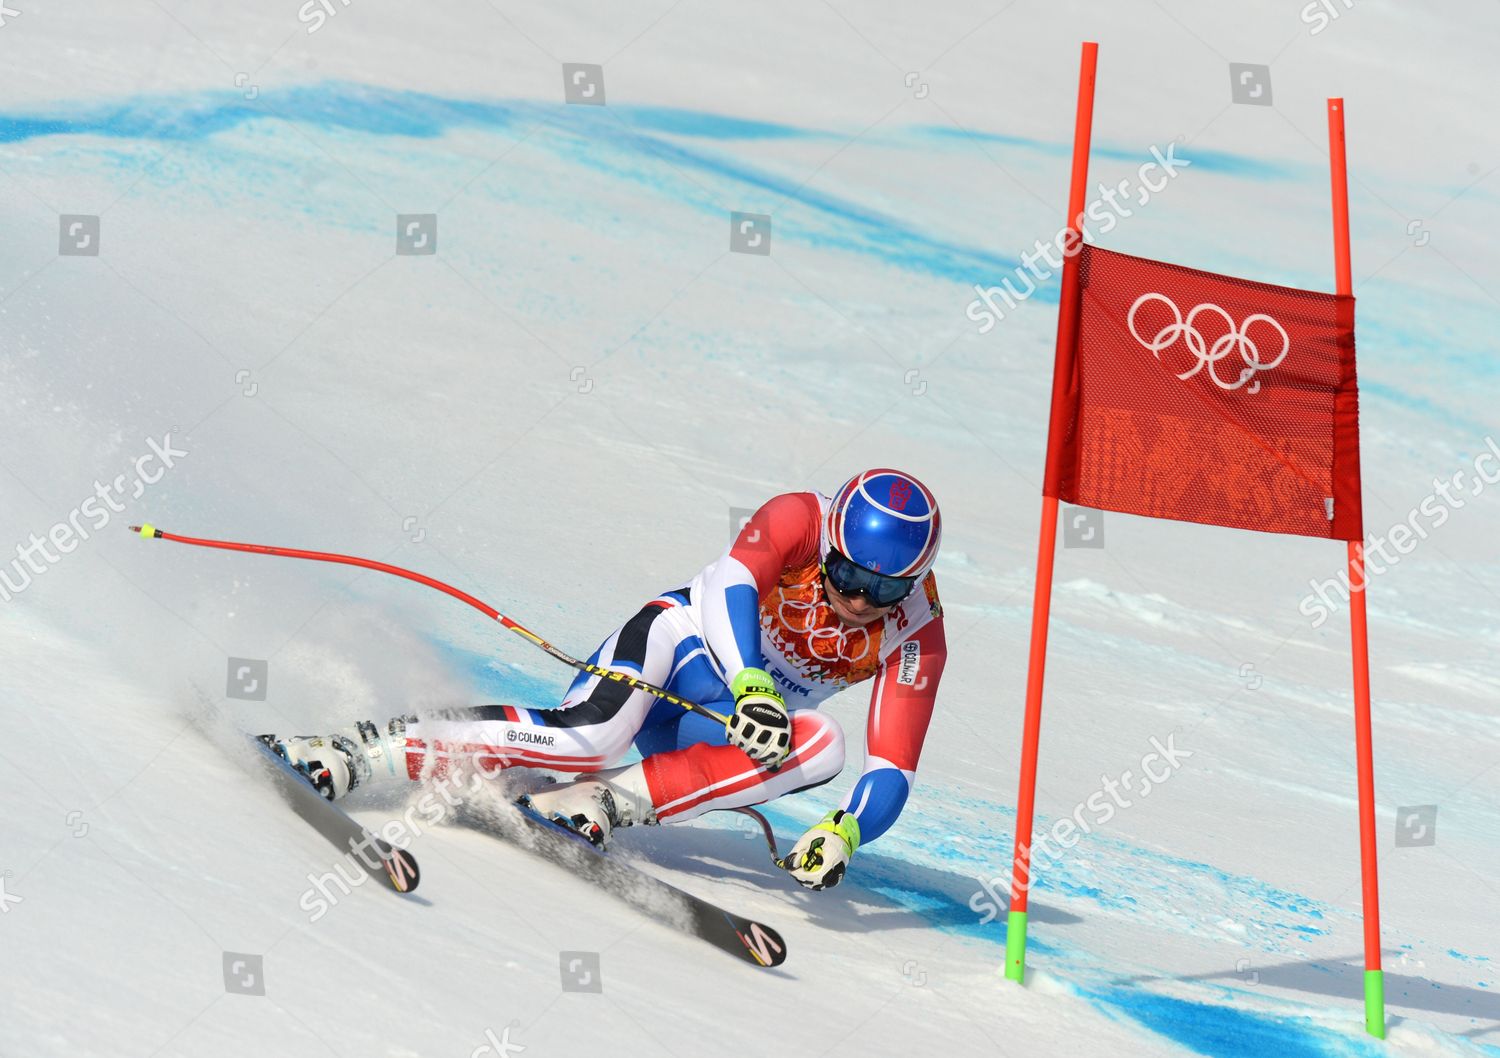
[777,596,871,664]
[1127,293,1290,394]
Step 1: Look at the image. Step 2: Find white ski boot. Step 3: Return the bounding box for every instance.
[520,763,658,847]
[261,717,409,801]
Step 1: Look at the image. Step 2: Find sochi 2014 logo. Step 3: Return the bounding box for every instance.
[1127,293,1290,394]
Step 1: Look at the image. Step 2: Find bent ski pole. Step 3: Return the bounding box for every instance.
[730,807,786,866]
[129,523,730,726]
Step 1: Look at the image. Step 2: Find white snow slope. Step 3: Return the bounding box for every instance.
[1,2,1497,1056]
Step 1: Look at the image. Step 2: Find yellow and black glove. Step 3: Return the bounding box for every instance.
[779,810,860,890]
[725,667,792,768]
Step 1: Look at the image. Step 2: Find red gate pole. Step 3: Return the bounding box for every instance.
[1327,97,1386,1039]
[1004,40,1099,983]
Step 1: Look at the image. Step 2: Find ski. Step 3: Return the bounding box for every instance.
[249,735,421,895]
[453,799,787,968]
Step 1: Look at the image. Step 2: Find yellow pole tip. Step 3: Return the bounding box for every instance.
[137,523,156,538]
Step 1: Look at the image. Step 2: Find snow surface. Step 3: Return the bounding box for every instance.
[1,1,1497,1056]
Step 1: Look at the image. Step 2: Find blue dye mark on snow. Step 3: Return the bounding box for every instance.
[0,84,1035,287]
[1282,923,1330,938]
[1448,948,1493,963]
[544,117,1030,285]
[1362,378,1478,419]
[0,80,1485,420]
[1054,879,1106,902]
[617,106,817,140]
[915,124,1301,181]
[0,92,821,146]
[1085,987,1385,1058]
[718,796,1044,945]
[1140,145,1301,182]
[751,786,1357,1058]
[429,638,563,708]
[916,123,1070,157]
[0,86,519,143]
[887,800,1337,939]
[6,79,1487,412]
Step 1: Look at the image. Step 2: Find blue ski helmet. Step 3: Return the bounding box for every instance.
[825,469,941,579]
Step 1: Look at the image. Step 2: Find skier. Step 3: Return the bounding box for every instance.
[268,468,946,891]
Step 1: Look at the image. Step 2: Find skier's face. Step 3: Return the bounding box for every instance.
[822,575,893,627]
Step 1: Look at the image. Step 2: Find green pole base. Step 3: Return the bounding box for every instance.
[1004,910,1029,982]
[1364,969,1386,1039]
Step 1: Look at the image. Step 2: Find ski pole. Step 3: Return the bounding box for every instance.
[731,807,787,866]
[129,523,730,726]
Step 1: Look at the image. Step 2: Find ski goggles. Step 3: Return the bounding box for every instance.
[822,549,917,607]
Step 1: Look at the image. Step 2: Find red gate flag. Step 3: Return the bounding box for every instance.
[1043,244,1363,541]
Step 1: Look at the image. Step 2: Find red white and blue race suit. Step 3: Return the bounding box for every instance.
[404,490,946,845]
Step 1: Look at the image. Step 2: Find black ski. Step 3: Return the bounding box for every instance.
[454,800,786,967]
[249,735,421,894]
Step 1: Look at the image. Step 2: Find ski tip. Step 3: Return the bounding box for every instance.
[383,847,421,894]
[734,918,788,968]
